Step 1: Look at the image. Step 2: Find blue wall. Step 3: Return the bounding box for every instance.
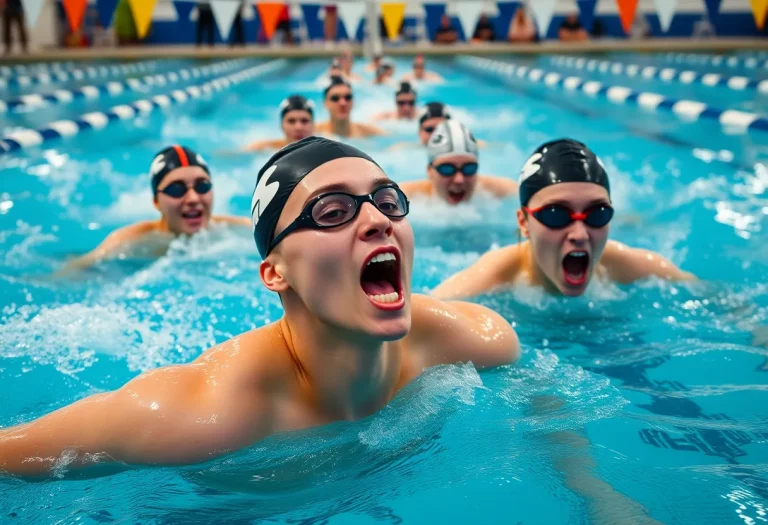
[140,2,766,45]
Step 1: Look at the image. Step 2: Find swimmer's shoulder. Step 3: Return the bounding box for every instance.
[478,242,526,281]
[600,240,695,283]
[399,179,432,197]
[104,220,161,246]
[353,122,386,137]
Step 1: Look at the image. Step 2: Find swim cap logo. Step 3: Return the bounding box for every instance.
[149,154,166,178]
[520,152,542,182]
[251,165,281,231]
[196,154,207,167]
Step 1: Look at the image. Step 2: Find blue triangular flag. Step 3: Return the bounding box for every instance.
[577,0,598,32]
[423,3,446,41]
[703,0,722,21]
[173,0,196,22]
[300,4,322,40]
[95,0,120,27]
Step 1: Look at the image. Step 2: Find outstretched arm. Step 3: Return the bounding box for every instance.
[213,215,252,228]
[432,246,518,301]
[603,241,696,284]
[56,222,154,275]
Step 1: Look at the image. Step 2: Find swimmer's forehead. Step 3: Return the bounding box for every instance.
[327,84,352,97]
[432,153,477,165]
[528,182,609,207]
[283,108,313,119]
[158,166,210,187]
[421,116,445,127]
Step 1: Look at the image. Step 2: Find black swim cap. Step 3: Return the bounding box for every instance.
[251,136,381,258]
[396,81,416,97]
[519,139,610,207]
[419,101,450,126]
[279,94,314,120]
[323,75,351,98]
[149,145,210,194]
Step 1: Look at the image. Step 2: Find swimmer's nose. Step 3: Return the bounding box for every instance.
[184,187,202,204]
[452,173,466,184]
[357,202,393,240]
[566,220,589,245]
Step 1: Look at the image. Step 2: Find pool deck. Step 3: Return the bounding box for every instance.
[1,38,767,63]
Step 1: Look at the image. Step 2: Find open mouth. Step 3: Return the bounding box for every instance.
[182,209,203,220]
[447,188,467,204]
[360,248,404,311]
[562,250,589,286]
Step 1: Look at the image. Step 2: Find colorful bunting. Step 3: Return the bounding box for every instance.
[380,2,405,40]
[577,0,598,31]
[22,0,47,27]
[653,0,677,32]
[703,0,722,21]
[452,0,485,37]
[750,0,768,29]
[255,2,284,40]
[128,0,157,38]
[616,0,639,34]
[210,0,241,37]
[529,0,555,38]
[62,0,89,31]
[95,0,120,27]
[172,0,195,22]
[337,2,366,38]
[299,3,322,40]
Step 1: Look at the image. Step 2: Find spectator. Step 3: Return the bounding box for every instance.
[2,0,27,54]
[196,1,215,46]
[434,14,458,44]
[275,3,293,44]
[559,12,588,42]
[471,14,495,42]
[507,6,536,43]
[630,13,650,39]
[324,4,337,42]
[88,7,116,47]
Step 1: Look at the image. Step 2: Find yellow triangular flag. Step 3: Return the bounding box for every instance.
[750,0,768,28]
[380,2,405,41]
[129,0,158,39]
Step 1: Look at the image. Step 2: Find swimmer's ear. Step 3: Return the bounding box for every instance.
[260,258,289,293]
[153,194,160,211]
[517,209,529,238]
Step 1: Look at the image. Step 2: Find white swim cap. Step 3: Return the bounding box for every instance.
[426,120,479,164]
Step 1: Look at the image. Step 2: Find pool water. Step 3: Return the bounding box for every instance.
[1,54,767,524]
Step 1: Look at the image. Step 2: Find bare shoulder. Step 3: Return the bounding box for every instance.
[406,294,520,370]
[399,179,432,197]
[315,121,331,133]
[211,215,251,228]
[355,122,386,137]
[601,240,695,283]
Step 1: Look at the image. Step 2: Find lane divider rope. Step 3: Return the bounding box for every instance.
[0,60,164,90]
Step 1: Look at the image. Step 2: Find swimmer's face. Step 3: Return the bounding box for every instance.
[395,94,416,119]
[282,109,314,142]
[413,58,425,78]
[419,117,444,145]
[154,166,212,235]
[518,183,611,296]
[325,85,353,120]
[264,158,414,341]
[427,153,478,205]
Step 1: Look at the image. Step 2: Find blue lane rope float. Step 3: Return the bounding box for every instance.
[549,55,768,93]
[0,60,163,89]
[457,56,768,136]
[0,59,288,155]
[0,59,248,114]
[660,52,768,71]
[0,61,80,77]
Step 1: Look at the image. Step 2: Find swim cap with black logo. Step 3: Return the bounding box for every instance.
[418,101,451,126]
[279,94,314,120]
[149,145,210,194]
[323,75,351,98]
[396,81,416,97]
[251,136,381,258]
[427,121,478,164]
[519,138,610,207]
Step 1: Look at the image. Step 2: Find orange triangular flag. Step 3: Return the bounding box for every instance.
[62,0,88,31]
[129,0,158,39]
[750,0,768,29]
[616,0,639,34]
[256,2,285,40]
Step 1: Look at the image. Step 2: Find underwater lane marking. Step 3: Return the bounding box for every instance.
[463,56,768,136]
[0,59,288,155]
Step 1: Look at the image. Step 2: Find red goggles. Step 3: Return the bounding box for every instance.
[523,204,614,230]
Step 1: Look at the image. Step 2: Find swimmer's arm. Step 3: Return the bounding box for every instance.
[358,123,387,137]
[0,363,267,477]
[388,142,417,152]
[478,175,518,198]
[398,180,431,198]
[410,294,520,369]
[243,139,287,152]
[603,242,696,284]
[213,215,252,228]
[431,246,518,301]
[57,222,154,274]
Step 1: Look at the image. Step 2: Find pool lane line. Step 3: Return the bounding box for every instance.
[0,59,288,155]
[548,55,768,93]
[661,52,768,71]
[0,59,249,114]
[0,61,80,77]
[0,60,163,90]
[459,56,768,136]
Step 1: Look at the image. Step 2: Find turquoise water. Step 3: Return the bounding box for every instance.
[0,54,767,524]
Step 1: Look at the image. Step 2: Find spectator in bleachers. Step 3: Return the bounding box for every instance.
[434,14,458,44]
[196,1,215,47]
[471,14,495,42]
[507,6,536,43]
[2,0,27,54]
[558,12,588,42]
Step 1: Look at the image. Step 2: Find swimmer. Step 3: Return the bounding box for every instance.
[373,59,395,85]
[316,76,386,138]
[374,82,418,121]
[338,49,361,82]
[244,95,315,152]
[401,55,443,83]
[366,54,382,72]
[433,139,695,299]
[58,146,251,273]
[0,137,520,477]
[399,121,517,205]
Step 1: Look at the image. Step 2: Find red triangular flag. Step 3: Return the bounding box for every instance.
[255,2,285,40]
[616,0,639,34]
[62,0,89,31]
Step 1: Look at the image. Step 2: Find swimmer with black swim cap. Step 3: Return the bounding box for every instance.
[434,139,695,299]
[373,59,395,85]
[316,76,386,138]
[399,121,517,205]
[2,137,520,477]
[374,82,418,121]
[401,55,443,83]
[244,94,316,152]
[59,145,251,273]
[388,101,452,151]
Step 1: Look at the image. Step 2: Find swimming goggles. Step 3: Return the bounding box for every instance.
[431,162,479,177]
[159,179,212,199]
[523,203,614,229]
[269,184,410,253]
[329,94,353,102]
